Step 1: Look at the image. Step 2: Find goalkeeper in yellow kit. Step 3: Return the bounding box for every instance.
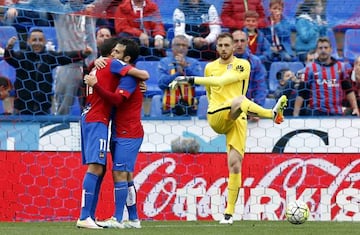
[169,32,287,224]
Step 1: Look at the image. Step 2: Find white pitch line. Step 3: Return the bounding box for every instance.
[144,224,244,228]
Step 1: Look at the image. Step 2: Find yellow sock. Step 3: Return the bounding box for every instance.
[240,97,273,119]
[224,173,241,215]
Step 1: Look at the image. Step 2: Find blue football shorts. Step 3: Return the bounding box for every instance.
[110,137,143,172]
[80,116,108,166]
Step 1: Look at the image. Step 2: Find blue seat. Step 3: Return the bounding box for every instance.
[195,61,207,96]
[197,95,208,119]
[135,61,162,97]
[155,0,179,25]
[199,61,207,75]
[0,60,16,84]
[0,100,4,114]
[70,98,81,116]
[327,29,340,59]
[149,94,163,118]
[0,26,20,51]
[268,62,304,93]
[264,97,276,109]
[166,27,174,44]
[29,26,58,51]
[343,29,360,63]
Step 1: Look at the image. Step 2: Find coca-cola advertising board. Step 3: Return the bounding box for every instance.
[132,153,360,222]
[1,151,359,222]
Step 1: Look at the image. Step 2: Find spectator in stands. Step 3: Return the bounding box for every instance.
[95,0,123,32]
[4,29,92,115]
[295,0,328,62]
[262,0,295,66]
[95,26,112,55]
[343,56,360,115]
[296,49,318,81]
[274,68,302,116]
[242,10,271,63]
[221,0,267,31]
[232,30,268,114]
[4,3,53,49]
[52,2,98,115]
[173,0,221,61]
[293,37,359,117]
[158,35,203,116]
[114,0,166,61]
[0,76,14,114]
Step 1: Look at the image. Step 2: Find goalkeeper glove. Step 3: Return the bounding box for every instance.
[168,76,195,89]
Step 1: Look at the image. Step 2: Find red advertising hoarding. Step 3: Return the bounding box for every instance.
[0,151,359,221]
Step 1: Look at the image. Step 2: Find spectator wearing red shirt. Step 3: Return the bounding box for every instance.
[114,0,166,60]
[343,56,360,115]
[242,10,271,63]
[221,0,267,31]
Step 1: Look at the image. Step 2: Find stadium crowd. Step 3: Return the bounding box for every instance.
[0,0,359,117]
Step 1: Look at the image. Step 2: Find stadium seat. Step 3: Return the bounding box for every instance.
[70,98,81,116]
[155,0,179,26]
[149,94,163,117]
[268,62,304,93]
[0,101,4,114]
[136,61,162,97]
[166,27,175,44]
[0,60,16,84]
[199,61,207,74]
[343,29,360,63]
[327,29,340,59]
[0,26,20,51]
[195,61,207,96]
[197,95,208,119]
[29,26,58,51]
[264,97,276,109]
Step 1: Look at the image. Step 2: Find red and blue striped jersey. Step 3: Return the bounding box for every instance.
[84,58,131,125]
[303,60,352,115]
[111,75,144,139]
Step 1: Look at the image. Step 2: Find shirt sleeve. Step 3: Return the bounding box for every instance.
[93,75,138,107]
[204,5,221,44]
[93,83,126,106]
[195,60,251,86]
[110,59,133,76]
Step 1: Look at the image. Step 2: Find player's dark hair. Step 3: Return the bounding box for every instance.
[0,76,11,89]
[119,38,140,64]
[99,37,120,57]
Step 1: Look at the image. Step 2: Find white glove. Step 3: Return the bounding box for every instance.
[168,76,194,89]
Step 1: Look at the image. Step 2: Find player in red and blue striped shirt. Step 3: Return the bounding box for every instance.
[83,38,145,229]
[77,37,148,229]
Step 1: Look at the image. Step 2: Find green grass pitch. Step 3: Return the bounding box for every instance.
[1,220,360,235]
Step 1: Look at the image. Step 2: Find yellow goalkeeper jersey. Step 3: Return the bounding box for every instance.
[197,57,250,113]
